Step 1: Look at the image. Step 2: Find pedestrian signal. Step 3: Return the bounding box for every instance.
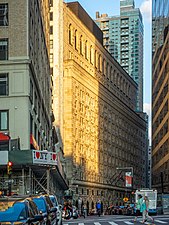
[7,161,13,175]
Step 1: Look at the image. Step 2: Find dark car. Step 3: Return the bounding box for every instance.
[0,197,43,224]
[32,195,57,225]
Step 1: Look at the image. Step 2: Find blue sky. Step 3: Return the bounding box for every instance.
[65,0,152,133]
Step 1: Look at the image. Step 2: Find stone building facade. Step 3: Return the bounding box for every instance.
[54,2,147,209]
[0,0,68,196]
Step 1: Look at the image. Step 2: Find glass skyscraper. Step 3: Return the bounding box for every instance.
[152,0,169,193]
[95,0,143,111]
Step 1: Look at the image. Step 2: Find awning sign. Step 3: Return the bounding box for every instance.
[125,172,132,187]
[33,150,57,165]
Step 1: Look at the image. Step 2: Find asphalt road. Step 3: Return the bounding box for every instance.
[63,214,169,225]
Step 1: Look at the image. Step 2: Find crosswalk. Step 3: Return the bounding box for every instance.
[63,219,168,225]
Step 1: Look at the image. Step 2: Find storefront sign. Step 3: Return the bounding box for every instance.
[32,150,57,165]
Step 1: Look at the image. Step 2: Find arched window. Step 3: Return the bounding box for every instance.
[106,63,109,79]
[85,40,88,59]
[90,45,93,64]
[123,79,125,92]
[69,24,72,45]
[110,66,112,81]
[117,73,120,88]
[98,55,101,71]
[102,59,105,75]
[114,70,117,85]
[75,30,77,50]
[80,35,83,55]
[120,76,122,90]
[100,55,102,72]
[94,50,97,68]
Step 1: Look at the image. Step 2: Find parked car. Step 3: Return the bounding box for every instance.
[32,195,57,225]
[49,195,62,225]
[0,197,43,224]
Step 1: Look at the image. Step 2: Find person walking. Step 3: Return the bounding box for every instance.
[141,196,154,224]
[133,194,143,222]
[96,200,101,217]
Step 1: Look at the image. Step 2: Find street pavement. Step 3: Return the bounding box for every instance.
[63,214,169,225]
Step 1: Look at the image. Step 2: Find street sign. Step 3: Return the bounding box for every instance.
[123,197,129,202]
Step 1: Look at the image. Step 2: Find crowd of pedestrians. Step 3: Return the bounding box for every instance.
[62,196,154,224]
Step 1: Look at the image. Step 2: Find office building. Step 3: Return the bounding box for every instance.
[152,0,169,193]
[51,1,147,209]
[95,0,143,111]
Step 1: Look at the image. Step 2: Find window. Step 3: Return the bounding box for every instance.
[0,110,8,130]
[50,53,53,63]
[0,73,8,95]
[90,45,93,64]
[50,26,53,35]
[50,12,53,21]
[75,30,77,50]
[50,39,53,48]
[0,4,8,26]
[80,35,83,54]
[85,40,88,59]
[30,114,33,134]
[0,39,8,60]
[30,79,33,102]
[34,92,37,113]
[49,0,53,7]
[69,24,72,45]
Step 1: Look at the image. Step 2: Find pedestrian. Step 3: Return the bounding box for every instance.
[141,196,154,224]
[96,200,101,216]
[81,205,85,218]
[133,194,143,222]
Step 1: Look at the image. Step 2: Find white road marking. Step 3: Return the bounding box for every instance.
[124,222,134,225]
[78,223,85,225]
[108,222,118,225]
[155,220,167,223]
[94,223,102,225]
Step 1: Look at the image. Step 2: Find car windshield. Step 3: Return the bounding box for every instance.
[50,196,58,207]
[0,201,27,222]
[33,198,47,213]
[0,200,15,211]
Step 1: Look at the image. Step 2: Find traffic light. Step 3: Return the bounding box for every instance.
[7,161,13,175]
